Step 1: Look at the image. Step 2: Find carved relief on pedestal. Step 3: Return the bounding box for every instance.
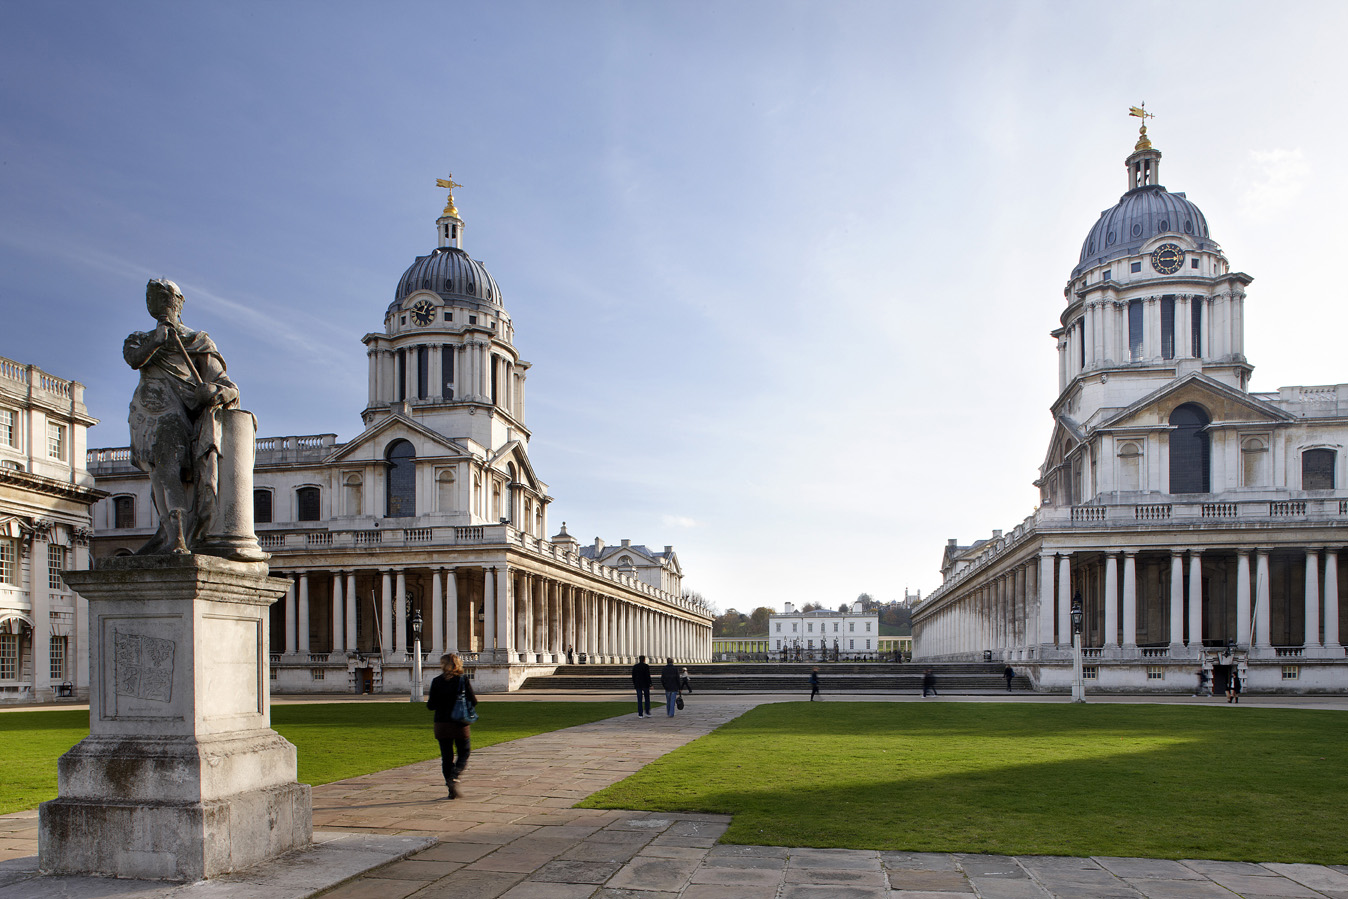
[113,631,175,703]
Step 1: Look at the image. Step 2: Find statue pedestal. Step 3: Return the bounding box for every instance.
[40,555,311,882]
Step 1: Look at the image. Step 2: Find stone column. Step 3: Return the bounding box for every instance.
[1236,551,1251,648]
[284,577,297,655]
[394,570,407,655]
[1122,551,1138,649]
[1104,554,1119,649]
[1255,551,1271,649]
[1169,552,1184,651]
[1326,551,1341,652]
[381,571,393,656]
[1057,554,1071,648]
[498,563,513,662]
[1306,550,1321,649]
[345,572,357,653]
[483,567,496,654]
[1187,552,1202,649]
[431,568,444,656]
[445,569,459,654]
[331,572,344,654]
[1038,552,1054,650]
[534,576,546,658]
[297,573,310,654]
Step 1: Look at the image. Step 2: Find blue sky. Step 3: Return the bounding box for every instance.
[3,1,1346,612]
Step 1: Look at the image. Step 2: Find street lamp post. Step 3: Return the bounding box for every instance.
[411,610,423,703]
[1070,591,1085,703]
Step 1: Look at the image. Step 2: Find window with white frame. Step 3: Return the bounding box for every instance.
[48,544,67,590]
[50,635,67,680]
[1083,665,1099,679]
[1282,665,1300,680]
[0,633,16,679]
[0,539,16,586]
[47,422,66,460]
[0,408,14,447]
[1146,666,1164,680]
[865,622,872,632]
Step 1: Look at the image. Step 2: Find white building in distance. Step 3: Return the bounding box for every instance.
[770,601,879,659]
[0,357,102,702]
[913,122,1348,694]
[88,185,712,692]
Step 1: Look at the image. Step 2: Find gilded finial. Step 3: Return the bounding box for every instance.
[1129,103,1155,151]
[436,176,462,217]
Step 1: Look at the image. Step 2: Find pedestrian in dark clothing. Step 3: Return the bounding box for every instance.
[679,667,693,693]
[660,658,680,717]
[922,668,937,697]
[566,645,574,664]
[1003,665,1015,691]
[631,655,652,717]
[809,667,820,701]
[426,653,476,799]
[1227,670,1242,703]
[1196,669,1209,696]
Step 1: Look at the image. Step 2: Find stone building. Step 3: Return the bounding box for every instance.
[88,186,712,692]
[770,601,879,659]
[0,356,102,701]
[912,125,1348,693]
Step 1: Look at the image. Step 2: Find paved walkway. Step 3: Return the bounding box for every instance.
[6,694,1348,897]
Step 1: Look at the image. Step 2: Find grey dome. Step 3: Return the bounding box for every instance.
[1073,185,1216,279]
[391,246,502,310]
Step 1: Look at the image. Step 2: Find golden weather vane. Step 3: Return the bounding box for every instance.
[436,176,462,217]
[1129,103,1154,150]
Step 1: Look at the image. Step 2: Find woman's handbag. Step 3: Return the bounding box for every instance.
[675,693,685,710]
[450,679,478,724]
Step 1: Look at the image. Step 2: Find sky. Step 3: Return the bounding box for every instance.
[3,1,1347,614]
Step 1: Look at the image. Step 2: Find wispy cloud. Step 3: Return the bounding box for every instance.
[1239,148,1308,218]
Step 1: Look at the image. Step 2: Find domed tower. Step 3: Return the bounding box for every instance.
[1053,118,1254,429]
[361,180,530,452]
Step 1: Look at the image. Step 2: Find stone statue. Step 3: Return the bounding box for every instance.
[124,279,265,561]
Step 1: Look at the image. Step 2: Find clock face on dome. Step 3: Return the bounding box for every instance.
[1150,243,1185,275]
[410,299,436,326]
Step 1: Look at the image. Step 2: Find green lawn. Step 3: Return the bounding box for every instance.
[0,701,628,815]
[580,702,1348,863]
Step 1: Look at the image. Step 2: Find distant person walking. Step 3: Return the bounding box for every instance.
[660,658,681,717]
[679,667,693,693]
[1196,668,1209,697]
[631,655,652,718]
[1227,670,1242,703]
[809,667,820,701]
[922,667,937,697]
[1003,665,1015,692]
[566,645,574,664]
[426,653,476,800]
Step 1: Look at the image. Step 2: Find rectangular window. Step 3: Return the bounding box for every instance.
[865,622,872,632]
[47,422,66,460]
[311,668,325,681]
[1146,666,1164,680]
[1128,300,1144,361]
[1190,257,1199,269]
[849,639,854,650]
[865,639,871,650]
[792,623,797,632]
[113,496,135,529]
[1282,665,1300,680]
[468,315,477,325]
[1160,295,1175,360]
[775,622,780,632]
[1191,299,1203,357]
[416,347,429,399]
[806,640,813,649]
[0,634,16,679]
[254,489,273,524]
[833,622,838,632]
[0,409,13,447]
[443,310,452,321]
[441,345,454,398]
[48,544,67,590]
[1102,270,1112,281]
[1130,261,1142,273]
[849,622,855,632]
[1083,665,1099,679]
[0,539,16,586]
[807,622,813,632]
[270,666,278,680]
[50,636,67,681]
[296,487,321,522]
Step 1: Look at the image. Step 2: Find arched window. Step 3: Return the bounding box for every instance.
[296,486,321,522]
[1168,403,1211,494]
[113,495,136,529]
[253,489,272,524]
[343,474,363,517]
[1302,448,1336,490]
[535,505,543,536]
[436,469,455,512]
[1117,443,1142,492]
[1242,437,1268,487]
[386,440,416,518]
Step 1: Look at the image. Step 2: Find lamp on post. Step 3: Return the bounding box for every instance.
[1070,591,1085,703]
[410,610,424,703]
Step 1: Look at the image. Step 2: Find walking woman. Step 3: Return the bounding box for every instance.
[426,653,477,799]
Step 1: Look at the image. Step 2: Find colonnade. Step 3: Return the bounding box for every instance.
[274,561,709,665]
[915,545,1347,660]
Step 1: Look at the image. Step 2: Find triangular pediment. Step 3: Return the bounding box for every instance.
[486,440,546,495]
[327,413,471,464]
[1096,372,1294,433]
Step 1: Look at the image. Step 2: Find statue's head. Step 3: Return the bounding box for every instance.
[146,279,185,322]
